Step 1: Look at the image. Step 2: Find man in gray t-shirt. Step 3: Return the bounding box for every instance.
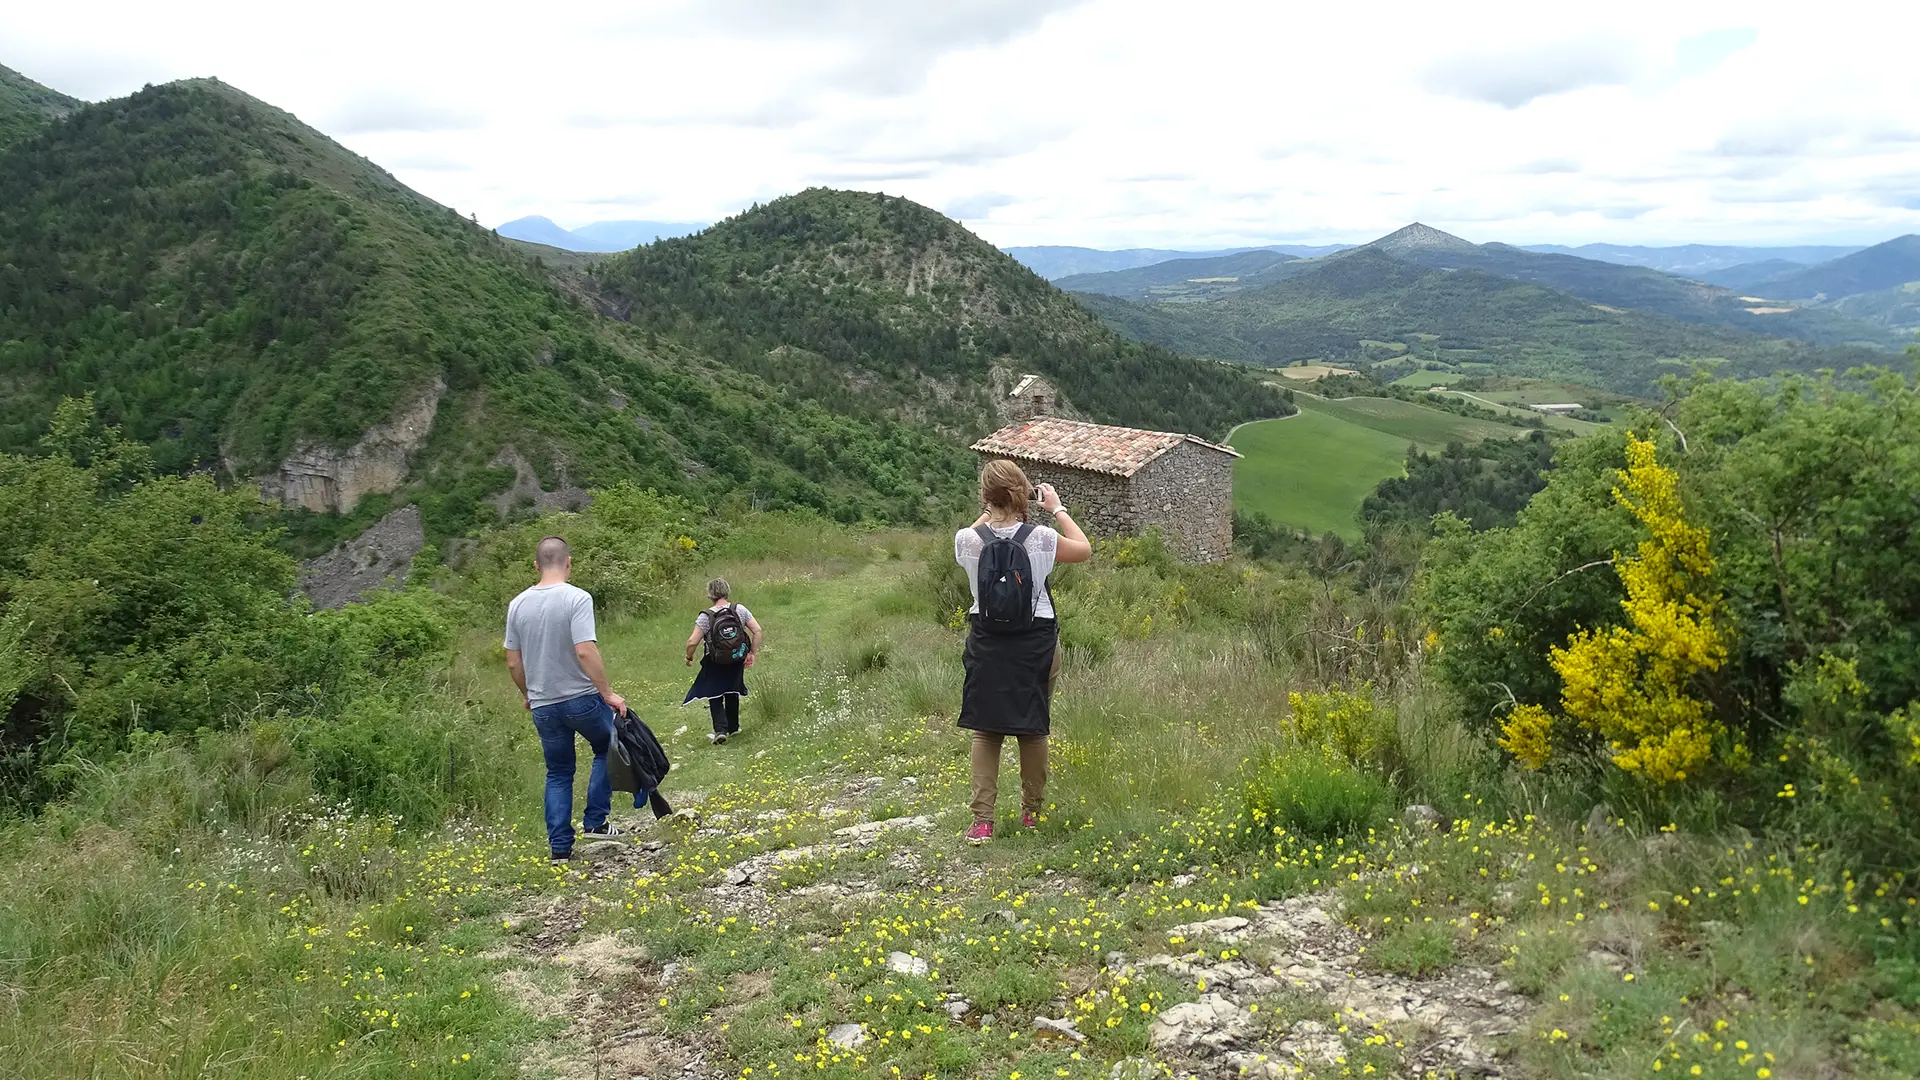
[505,536,630,860]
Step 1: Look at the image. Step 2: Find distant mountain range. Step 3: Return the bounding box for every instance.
[1009,239,1864,283]
[1004,245,1351,280]
[1523,242,1862,277]
[495,215,706,252]
[1064,222,1913,397]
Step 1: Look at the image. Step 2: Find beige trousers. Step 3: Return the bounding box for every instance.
[970,732,1049,823]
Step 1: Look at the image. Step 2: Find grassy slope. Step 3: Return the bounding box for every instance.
[8,525,1913,1079]
[1301,393,1523,446]
[1391,369,1460,388]
[1229,411,1411,538]
[1230,393,1531,537]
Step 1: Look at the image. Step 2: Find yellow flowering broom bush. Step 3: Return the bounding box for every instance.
[1499,435,1730,783]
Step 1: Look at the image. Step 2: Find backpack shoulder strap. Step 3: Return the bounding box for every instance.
[974,524,998,547]
[1012,522,1036,544]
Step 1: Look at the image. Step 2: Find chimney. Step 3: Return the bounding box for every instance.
[1010,374,1053,422]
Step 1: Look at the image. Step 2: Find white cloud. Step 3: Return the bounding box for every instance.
[4,0,1917,247]
[1421,37,1644,109]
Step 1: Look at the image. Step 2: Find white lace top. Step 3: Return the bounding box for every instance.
[954,523,1059,619]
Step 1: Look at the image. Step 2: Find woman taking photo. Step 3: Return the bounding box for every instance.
[954,459,1093,844]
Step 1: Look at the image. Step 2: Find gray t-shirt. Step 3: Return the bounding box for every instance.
[504,582,599,708]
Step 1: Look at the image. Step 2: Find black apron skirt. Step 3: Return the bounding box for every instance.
[958,617,1058,737]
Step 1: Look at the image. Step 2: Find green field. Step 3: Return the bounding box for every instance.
[1298,393,1525,446]
[1229,395,1537,537]
[1390,368,1462,388]
[1229,412,1409,538]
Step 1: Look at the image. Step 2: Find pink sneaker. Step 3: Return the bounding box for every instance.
[1021,812,1038,830]
[966,822,993,845]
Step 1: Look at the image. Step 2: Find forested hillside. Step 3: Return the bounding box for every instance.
[590,189,1294,440]
[0,81,980,532]
[0,64,79,150]
[0,81,1291,542]
[1751,235,1920,301]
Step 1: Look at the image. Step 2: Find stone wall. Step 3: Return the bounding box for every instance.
[1012,462,1132,540]
[1126,443,1236,562]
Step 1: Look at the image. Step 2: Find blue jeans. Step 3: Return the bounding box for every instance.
[530,691,613,855]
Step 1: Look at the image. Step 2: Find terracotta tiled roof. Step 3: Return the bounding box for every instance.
[970,416,1240,478]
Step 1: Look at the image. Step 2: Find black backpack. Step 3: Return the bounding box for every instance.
[703,603,751,664]
[974,523,1041,633]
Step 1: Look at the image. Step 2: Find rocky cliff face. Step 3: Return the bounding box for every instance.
[257,380,444,512]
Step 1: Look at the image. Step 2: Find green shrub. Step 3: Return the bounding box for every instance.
[293,694,459,824]
[1367,922,1458,976]
[458,483,705,618]
[1242,751,1392,841]
[843,638,892,676]
[1286,684,1396,768]
[1058,611,1115,664]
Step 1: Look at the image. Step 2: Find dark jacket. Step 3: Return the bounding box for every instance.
[607,707,671,794]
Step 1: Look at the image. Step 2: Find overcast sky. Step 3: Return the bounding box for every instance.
[9,0,1920,248]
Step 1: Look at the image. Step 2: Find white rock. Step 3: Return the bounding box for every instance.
[945,999,972,1020]
[1403,804,1445,830]
[887,951,930,977]
[1149,993,1257,1050]
[1033,1016,1087,1043]
[825,1023,867,1049]
[722,867,753,887]
[1224,1051,1289,1079]
[673,725,688,736]
[1167,915,1251,940]
[1279,1018,1344,1064]
[1171,873,1197,887]
[833,815,935,839]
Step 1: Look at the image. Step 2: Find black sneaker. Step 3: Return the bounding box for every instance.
[580,823,625,842]
[551,851,573,863]
[709,732,728,745]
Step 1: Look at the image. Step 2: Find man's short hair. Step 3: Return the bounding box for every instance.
[535,536,571,570]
